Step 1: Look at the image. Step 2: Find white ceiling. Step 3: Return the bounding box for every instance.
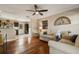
[0,4,79,20]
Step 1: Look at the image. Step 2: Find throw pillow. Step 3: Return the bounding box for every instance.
[59,39,74,45]
[70,34,78,43]
[75,35,79,47]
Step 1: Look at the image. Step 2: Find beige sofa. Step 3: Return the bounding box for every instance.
[40,33,55,42]
[48,34,79,54]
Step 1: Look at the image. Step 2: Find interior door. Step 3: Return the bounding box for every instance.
[16,30,18,35]
[24,23,29,34]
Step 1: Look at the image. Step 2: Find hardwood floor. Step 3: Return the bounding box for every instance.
[2,37,49,54]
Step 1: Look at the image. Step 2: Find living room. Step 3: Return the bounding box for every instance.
[38,6,79,54]
[0,4,79,54]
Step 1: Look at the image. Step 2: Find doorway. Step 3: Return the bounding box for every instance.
[24,23,29,34]
[16,30,19,35]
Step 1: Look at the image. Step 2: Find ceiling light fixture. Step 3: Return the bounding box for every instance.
[26,5,48,16]
[36,12,39,14]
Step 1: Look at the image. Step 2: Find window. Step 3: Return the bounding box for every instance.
[54,16,71,25]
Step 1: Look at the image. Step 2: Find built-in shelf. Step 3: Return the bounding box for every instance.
[42,20,48,35]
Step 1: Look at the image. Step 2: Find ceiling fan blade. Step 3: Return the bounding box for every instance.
[38,9,48,12]
[39,12,43,15]
[34,5,38,9]
[26,10,35,12]
[34,4,39,11]
[26,5,48,16]
[32,13,36,15]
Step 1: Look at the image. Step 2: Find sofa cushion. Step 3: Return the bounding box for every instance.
[48,33,55,35]
[75,35,79,47]
[61,31,71,40]
[59,39,74,45]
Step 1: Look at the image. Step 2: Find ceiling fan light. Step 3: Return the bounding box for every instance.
[36,12,39,14]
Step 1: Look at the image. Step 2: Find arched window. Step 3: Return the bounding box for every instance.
[54,16,71,25]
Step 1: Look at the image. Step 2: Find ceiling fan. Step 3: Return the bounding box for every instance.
[26,5,48,16]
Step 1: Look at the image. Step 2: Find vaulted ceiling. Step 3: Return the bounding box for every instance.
[0,4,79,20]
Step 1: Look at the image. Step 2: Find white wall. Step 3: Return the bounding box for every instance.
[38,8,79,34]
[19,22,25,35]
[0,28,16,40]
[0,20,30,41]
[31,19,39,33]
